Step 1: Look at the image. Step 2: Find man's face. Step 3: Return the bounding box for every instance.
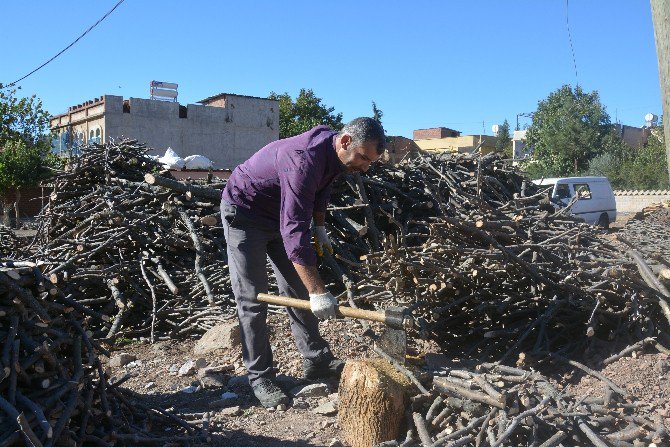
[338,137,381,173]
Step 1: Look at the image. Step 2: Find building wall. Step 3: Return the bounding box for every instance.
[614,190,670,213]
[614,124,652,149]
[413,127,460,140]
[52,94,279,169]
[414,135,498,154]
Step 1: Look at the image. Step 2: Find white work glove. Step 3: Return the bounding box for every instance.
[309,291,337,320]
[313,226,333,256]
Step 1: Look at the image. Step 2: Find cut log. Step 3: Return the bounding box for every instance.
[338,359,412,447]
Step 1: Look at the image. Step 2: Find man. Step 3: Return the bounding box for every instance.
[221,117,385,408]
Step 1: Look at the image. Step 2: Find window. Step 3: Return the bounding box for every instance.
[573,183,592,200]
[555,184,571,200]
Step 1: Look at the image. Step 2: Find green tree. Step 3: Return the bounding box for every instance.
[0,85,54,226]
[372,100,383,125]
[526,85,612,177]
[495,119,512,156]
[269,89,343,139]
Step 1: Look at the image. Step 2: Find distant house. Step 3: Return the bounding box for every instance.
[50,92,279,169]
[413,127,497,154]
[512,130,530,160]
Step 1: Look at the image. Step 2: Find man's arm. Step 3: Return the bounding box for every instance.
[293,263,327,295]
[313,211,325,226]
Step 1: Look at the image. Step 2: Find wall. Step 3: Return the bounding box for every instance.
[414,135,498,154]
[0,186,51,221]
[614,190,670,213]
[54,94,279,169]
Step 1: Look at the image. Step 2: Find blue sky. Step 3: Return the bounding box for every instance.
[0,1,662,138]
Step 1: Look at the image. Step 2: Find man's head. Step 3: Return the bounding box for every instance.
[335,117,386,173]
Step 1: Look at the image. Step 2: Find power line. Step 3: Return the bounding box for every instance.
[565,0,579,83]
[6,0,126,87]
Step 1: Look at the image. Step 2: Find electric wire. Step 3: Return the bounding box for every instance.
[6,0,126,87]
[565,0,579,83]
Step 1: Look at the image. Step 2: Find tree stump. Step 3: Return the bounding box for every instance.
[338,359,412,447]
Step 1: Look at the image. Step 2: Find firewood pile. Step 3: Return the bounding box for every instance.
[35,140,233,341]
[0,225,19,258]
[0,262,205,446]
[617,201,670,273]
[328,154,669,360]
[376,363,667,447]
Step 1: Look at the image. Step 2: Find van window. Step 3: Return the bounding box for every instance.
[573,183,592,200]
[555,184,571,200]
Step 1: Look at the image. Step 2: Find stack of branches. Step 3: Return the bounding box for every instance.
[0,261,206,446]
[34,140,233,341]
[0,226,19,259]
[323,153,670,360]
[376,363,667,447]
[616,202,670,285]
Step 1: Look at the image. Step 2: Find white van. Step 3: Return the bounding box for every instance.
[533,177,617,228]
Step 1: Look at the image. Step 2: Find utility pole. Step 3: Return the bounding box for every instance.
[651,0,670,182]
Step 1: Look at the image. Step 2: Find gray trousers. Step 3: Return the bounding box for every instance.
[221,201,333,385]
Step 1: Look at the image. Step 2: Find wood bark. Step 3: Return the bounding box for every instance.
[651,0,670,182]
[338,359,412,447]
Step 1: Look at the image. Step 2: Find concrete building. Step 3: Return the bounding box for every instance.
[512,129,530,160]
[413,127,498,154]
[50,93,279,169]
[613,124,652,149]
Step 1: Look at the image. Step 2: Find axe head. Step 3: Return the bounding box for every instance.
[373,306,410,363]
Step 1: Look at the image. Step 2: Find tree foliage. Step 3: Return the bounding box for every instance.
[268,89,343,139]
[0,85,55,225]
[587,127,670,190]
[372,101,383,125]
[526,85,612,177]
[495,119,512,156]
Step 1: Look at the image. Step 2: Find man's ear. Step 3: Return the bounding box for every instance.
[340,134,352,149]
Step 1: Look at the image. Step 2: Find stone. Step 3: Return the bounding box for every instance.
[199,374,227,389]
[313,400,338,416]
[145,382,156,390]
[169,364,179,374]
[109,353,136,368]
[292,398,309,409]
[290,383,329,398]
[195,358,208,369]
[219,405,242,416]
[276,404,287,412]
[178,359,200,376]
[193,321,241,355]
[182,385,198,394]
[209,392,239,409]
[198,365,234,378]
[329,439,344,447]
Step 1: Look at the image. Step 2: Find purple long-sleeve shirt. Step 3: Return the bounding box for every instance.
[222,126,345,266]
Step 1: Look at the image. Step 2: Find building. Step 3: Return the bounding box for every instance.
[413,127,498,154]
[512,129,530,160]
[50,93,279,169]
[613,124,652,149]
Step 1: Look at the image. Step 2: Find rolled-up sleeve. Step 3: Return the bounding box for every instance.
[278,151,318,266]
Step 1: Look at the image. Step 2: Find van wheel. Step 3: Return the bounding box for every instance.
[597,213,610,229]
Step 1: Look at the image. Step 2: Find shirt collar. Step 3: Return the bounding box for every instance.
[331,133,347,174]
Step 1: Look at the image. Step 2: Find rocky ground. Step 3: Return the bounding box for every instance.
[105,311,670,446]
[103,314,375,447]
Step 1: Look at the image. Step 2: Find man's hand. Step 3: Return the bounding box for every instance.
[313,226,333,256]
[309,291,337,319]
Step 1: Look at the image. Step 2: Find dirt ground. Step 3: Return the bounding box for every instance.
[104,315,375,446]
[105,313,670,446]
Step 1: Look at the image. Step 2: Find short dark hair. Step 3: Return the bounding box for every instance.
[339,117,386,154]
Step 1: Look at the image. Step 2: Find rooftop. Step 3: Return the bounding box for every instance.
[198,92,276,104]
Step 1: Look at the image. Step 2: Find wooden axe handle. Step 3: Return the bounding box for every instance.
[257,293,388,324]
